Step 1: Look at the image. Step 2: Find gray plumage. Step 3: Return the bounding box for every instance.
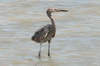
[31,8,68,58]
[32,24,54,43]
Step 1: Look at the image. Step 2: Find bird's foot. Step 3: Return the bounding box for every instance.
[48,53,50,56]
[38,54,41,58]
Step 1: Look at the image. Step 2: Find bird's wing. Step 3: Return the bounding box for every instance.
[34,24,51,40]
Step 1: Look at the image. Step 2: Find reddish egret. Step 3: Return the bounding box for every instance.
[32,8,68,58]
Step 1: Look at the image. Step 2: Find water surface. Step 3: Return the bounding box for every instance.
[0,0,100,66]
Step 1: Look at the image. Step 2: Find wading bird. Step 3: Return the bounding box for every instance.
[31,8,68,58]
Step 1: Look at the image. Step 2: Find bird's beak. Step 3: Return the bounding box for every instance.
[55,9,68,12]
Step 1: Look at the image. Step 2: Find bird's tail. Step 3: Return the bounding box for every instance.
[31,36,35,41]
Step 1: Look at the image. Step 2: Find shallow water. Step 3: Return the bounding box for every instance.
[0,0,100,66]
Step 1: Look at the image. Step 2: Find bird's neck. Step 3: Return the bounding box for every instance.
[46,12,55,27]
[49,17,55,27]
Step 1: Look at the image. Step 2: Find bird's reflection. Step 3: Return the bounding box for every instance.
[35,57,57,66]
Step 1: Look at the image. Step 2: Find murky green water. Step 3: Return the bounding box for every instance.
[0,0,100,66]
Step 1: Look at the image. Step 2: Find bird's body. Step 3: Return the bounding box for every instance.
[31,8,68,58]
[32,24,55,43]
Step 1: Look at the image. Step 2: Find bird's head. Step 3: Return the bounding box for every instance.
[46,8,68,17]
[47,8,68,13]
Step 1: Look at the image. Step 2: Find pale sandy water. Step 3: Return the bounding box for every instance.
[0,0,100,66]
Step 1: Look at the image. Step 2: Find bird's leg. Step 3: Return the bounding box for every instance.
[38,43,42,58]
[48,39,51,56]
